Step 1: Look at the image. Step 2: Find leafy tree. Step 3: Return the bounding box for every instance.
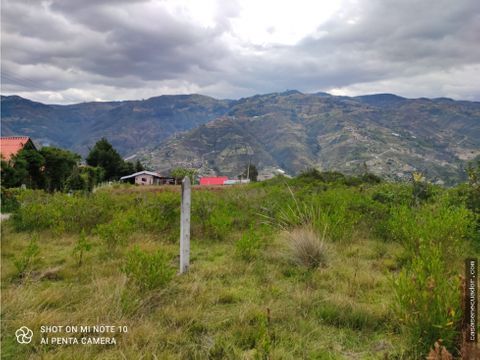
[40,146,80,192]
[1,160,24,188]
[120,161,136,177]
[171,167,197,184]
[134,160,145,172]
[86,138,124,181]
[242,164,258,182]
[13,148,45,189]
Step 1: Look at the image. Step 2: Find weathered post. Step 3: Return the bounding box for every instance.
[180,176,191,274]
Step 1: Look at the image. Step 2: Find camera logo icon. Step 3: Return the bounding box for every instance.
[15,326,33,344]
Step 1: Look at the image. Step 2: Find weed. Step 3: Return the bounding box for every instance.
[72,230,92,267]
[122,246,174,291]
[13,234,40,278]
[235,227,263,261]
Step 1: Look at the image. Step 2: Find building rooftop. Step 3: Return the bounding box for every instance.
[120,170,162,180]
[0,136,35,161]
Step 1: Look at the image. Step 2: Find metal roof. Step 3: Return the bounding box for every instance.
[120,170,162,180]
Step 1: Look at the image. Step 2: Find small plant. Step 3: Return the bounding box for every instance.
[96,214,135,250]
[235,227,262,261]
[122,246,174,291]
[72,230,92,266]
[13,235,40,277]
[287,227,328,269]
[255,309,273,359]
[412,171,431,205]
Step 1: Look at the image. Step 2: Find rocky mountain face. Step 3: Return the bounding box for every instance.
[1,94,231,156]
[2,92,479,184]
[137,92,480,185]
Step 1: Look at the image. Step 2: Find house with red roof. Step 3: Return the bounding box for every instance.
[0,136,37,162]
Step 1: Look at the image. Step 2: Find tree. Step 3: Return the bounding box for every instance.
[13,148,45,189]
[40,147,81,192]
[242,164,258,182]
[120,161,135,177]
[64,166,86,192]
[1,159,24,188]
[171,167,197,184]
[134,160,144,172]
[86,138,124,181]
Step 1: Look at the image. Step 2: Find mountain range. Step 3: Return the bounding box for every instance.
[2,91,479,185]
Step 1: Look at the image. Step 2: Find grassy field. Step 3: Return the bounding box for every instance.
[1,173,479,359]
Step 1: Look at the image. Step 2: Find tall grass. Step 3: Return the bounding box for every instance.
[286,227,328,269]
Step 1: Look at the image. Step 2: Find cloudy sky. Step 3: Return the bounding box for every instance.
[1,0,479,104]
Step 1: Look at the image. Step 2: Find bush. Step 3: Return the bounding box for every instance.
[393,240,461,357]
[235,228,263,261]
[122,246,174,291]
[13,235,40,277]
[287,227,327,269]
[96,213,135,250]
[386,203,475,259]
[272,188,361,242]
[1,187,20,213]
[72,230,92,267]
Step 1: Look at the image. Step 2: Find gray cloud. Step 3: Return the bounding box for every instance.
[1,0,479,103]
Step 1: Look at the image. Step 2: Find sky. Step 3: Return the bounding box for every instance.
[1,0,479,104]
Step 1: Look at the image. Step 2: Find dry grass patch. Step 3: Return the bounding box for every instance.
[284,227,328,269]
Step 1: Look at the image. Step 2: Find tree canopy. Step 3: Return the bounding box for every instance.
[86,138,125,181]
[86,138,145,181]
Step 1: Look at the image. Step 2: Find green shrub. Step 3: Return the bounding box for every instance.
[13,235,40,277]
[122,246,174,291]
[1,187,20,213]
[370,183,412,207]
[235,228,263,261]
[271,188,360,242]
[386,203,475,259]
[96,213,135,250]
[72,230,92,267]
[393,240,461,357]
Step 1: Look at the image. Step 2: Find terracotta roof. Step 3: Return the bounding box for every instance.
[0,136,34,161]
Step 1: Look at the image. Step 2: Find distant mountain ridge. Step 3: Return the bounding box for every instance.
[137,91,480,185]
[1,94,231,156]
[2,92,479,184]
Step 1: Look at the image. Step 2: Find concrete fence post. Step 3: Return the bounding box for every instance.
[180,176,191,274]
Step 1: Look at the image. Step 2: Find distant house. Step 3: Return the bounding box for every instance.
[120,170,175,185]
[199,176,229,185]
[224,179,250,185]
[0,136,37,162]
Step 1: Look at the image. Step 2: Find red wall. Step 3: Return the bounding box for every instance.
[199,176,229,185]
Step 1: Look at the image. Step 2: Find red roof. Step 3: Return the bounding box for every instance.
[199,176,229,185]
[0,137,34,161]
